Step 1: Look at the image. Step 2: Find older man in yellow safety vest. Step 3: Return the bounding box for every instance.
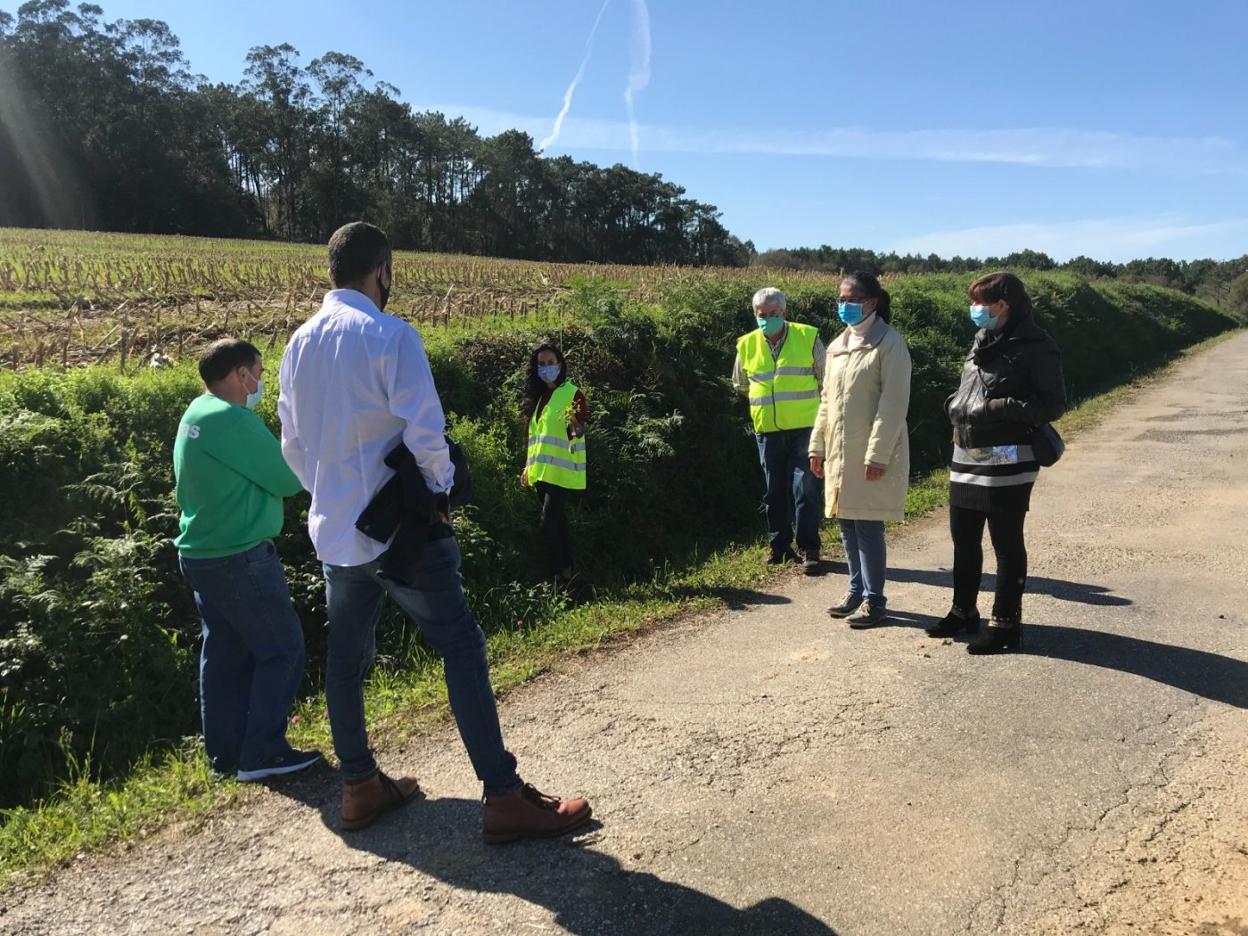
[732,287,826,574]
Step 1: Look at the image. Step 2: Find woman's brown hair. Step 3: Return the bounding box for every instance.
[968,271,1033,318]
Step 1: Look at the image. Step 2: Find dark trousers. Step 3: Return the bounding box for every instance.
[322,536,522,796]
[950,505,1028,620]
[756,428,822,555]
[179,541,305,774]
[535,481,574,575]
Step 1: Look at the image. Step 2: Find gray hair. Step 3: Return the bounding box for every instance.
[752,286,786,312]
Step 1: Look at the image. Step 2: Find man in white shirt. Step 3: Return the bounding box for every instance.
[279,222,591,841]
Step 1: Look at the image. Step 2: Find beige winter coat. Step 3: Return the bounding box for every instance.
[809,315,912,521]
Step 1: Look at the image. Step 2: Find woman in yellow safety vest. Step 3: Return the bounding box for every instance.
[521,343,588,584]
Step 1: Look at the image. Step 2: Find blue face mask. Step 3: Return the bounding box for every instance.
[537,364,562,385]
[756,315,785,337]
[245,377,264,410]
[969,304,996,330]
[837,302,865,326]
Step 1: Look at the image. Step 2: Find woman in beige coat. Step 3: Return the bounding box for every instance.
[809,271,912,627]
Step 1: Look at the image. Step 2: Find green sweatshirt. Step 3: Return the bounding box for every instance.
[173,394,303,558]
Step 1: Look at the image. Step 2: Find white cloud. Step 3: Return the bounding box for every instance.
[893,216,1248,262]
[538,0,612,153]
[434,104,1248,175]
[624,0,652,168]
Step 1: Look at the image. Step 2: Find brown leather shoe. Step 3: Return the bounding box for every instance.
[482,783,592,844]
[340,771,424,831]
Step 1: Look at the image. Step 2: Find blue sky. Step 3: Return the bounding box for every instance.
[92,0,1248,261]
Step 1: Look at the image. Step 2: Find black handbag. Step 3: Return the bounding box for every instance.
[1030,423,1065,467]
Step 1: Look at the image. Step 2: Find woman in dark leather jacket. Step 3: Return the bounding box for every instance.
[927,272,1066,653]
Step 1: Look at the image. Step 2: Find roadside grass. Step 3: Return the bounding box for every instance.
[0,744,237,885]
[1,326,1240,890]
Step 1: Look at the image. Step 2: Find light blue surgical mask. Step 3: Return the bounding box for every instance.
[969,304,996,330]
[757,315,785,337]
[837,302,865,326]
[245,377,264,410]
[537,364,562,385]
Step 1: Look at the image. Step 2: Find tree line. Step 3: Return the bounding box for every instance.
[753,246,1248,315]
[0,1,752,265]
[2,1,1244,297]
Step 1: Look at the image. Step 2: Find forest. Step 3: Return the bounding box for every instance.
[0,1,752,266]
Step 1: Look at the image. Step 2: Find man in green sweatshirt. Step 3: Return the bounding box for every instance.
[174,338,320,781]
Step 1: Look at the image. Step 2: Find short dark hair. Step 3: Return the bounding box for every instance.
[199,338,260,386]
[968,271,1034,318]
[328,222,392,287]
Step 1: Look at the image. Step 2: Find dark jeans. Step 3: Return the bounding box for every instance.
[179,541,305,774]
[950,505,1028,620]
[756,427,822,555]
[322,534,522,797]
[534,481,574,575]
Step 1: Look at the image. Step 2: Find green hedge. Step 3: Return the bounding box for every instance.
[0,272,1235,808]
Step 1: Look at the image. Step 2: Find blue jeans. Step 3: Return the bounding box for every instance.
[756,428,822,554]
[839,520,887,607]
[179,541,306,774]
[323,534,522,797]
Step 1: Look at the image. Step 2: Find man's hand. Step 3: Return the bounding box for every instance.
[809,455,824,479]
[434,492,452,526]
[521,467,529,486]
[865,463,886,482]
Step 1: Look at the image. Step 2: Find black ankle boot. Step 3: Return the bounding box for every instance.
[966,616,1023,654]
[925,607,981,638]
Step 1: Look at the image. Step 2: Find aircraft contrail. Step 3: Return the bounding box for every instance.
[538,0,613,153]
[624,0,651,168]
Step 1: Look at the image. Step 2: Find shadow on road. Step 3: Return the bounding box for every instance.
[665,585,794,611]
[324,797,837,935]
[871,568,1244,707]
[864,606,1246,709]
[1025,624,1248,709]
[875,609,944,631]
[886,566,1133,607]
[859,605,1248,709]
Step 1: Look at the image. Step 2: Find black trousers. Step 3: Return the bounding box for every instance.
[535,481,574,575]
[950,505,1027,620]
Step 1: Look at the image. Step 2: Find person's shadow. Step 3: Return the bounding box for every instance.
[322,797,838,935]
[1023,623,1248,708]
[665,585,794,611]
[850,569,1246,710]
[885,566,1132,607]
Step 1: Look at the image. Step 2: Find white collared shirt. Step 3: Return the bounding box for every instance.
[278,289,455,567]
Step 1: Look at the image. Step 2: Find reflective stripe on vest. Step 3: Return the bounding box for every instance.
[747,366,815,383]
[736,322,821,433]
[526,381,587,490]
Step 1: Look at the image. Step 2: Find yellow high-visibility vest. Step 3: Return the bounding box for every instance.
[526,381,587,490]
[737,322,820,433]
